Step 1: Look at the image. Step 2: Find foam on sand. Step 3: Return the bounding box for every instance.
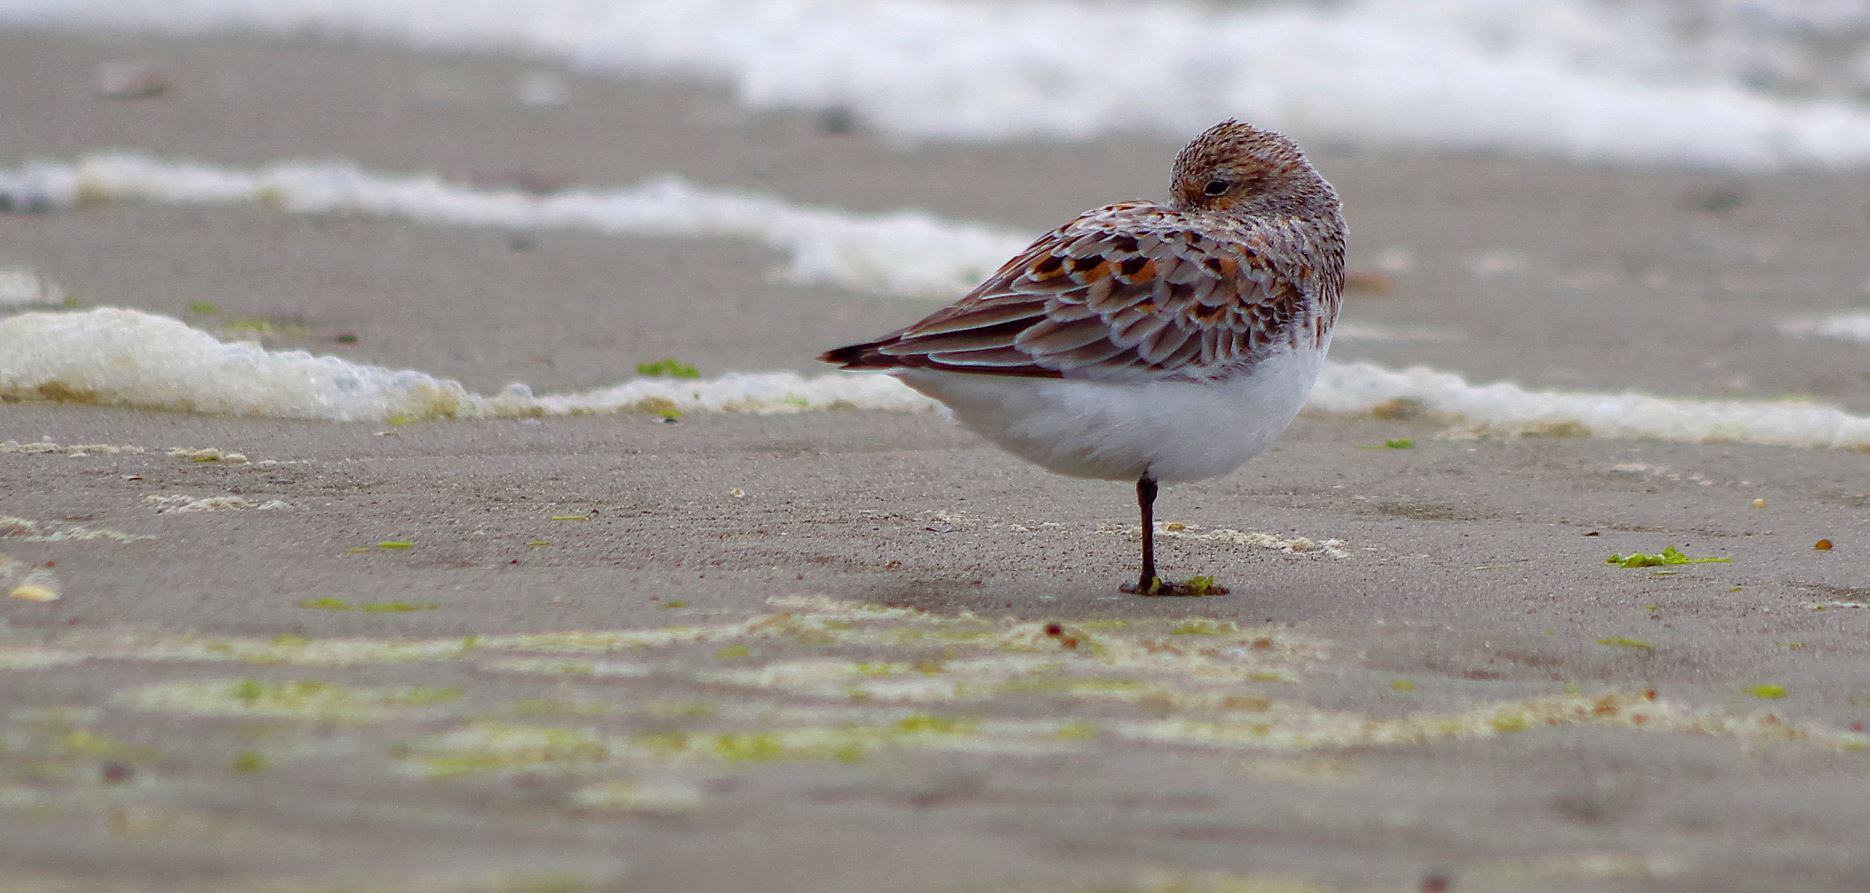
[6,307,1870,450]
[0,308,931,421]
[1778,312,1870,345]
[1311,362,1870,450]
[3,0,1870,168]
[0,153,1025,299]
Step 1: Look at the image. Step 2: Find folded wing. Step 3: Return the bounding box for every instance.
[821,202,1316,381]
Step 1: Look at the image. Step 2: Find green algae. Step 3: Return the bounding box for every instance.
[634,358,700,379]
[298,597,437,612]
[121,678,461,722]
[713,644,750,660]
[1390,679,1417,692]
[404,723,611,778]
[1605,546,1729,568]
[1169,620,1237,636]
[1597,637,1657,650]
[230,750,267,773]
[1750,684,1788,700]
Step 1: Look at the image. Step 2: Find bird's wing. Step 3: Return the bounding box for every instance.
[821,202,1321,380]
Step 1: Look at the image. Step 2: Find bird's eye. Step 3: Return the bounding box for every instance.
[1202,179,1230,196]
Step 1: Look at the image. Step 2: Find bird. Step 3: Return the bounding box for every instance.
[820,119,1346,595]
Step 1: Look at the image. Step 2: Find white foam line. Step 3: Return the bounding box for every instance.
[1311,362,1870,450]
[1778,312,1870,345]
[5,308,1869,449]
[0,153,1026,299]
[2,0,1869,168]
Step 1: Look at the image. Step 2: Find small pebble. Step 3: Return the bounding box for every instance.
[1751,498,1766,509]
[1814,538,1833,551]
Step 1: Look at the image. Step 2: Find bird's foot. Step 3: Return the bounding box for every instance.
[1120,575,1230,597]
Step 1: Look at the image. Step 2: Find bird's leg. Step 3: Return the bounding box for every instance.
[1120,474,1229,597]
[1121,476,1161,594]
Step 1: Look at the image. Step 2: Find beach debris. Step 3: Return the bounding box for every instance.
[1814,538,1834,551]
[1751,498,1767,508]
[549,514,589,522]
[9,581,60,602]
[167,447,248,464]
[0,268,66,307]
[1605,547,1729,568]
[93,62,170,99]
[635,358,700,379]
[729,488,746,498]
[375,541,415,550]
[1,553,61,602]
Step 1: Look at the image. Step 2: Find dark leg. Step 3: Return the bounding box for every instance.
[1119,474,1229,596]
[1120,476,1160,594]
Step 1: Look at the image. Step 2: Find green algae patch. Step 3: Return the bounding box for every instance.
[376,541,416,550]
[231,750,267,773]
[549,514,589,522]
[628,712,1034,765]
[634,358,700,379]
[1390,678,1416,692]
[1181,576,1223,596]
[1170,619,1238,636]
[571,778,706,812]
[298,597,438,613]
[660,600,688,609]
[1605,547,1729,568]
[1053,722,1101,741]
[402,722,612,778]
[1750,684,1788,700]
[479,657,649,678]
[1598,637,1657,651]
[120,678,462,722]
[713,644,751,660]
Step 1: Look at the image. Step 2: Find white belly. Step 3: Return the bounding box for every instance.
[897,346,1327,484]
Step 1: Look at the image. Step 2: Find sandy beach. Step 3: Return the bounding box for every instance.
[3,27,1870,893]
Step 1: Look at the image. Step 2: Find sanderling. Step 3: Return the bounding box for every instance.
[822,120,1346,595]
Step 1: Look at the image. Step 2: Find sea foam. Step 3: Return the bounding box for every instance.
[6,308,1869,450]
[1778,312,1870,346]
[0,154,1024,299]
[2,0,1869,169]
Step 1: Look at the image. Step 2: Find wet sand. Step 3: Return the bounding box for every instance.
[3,31,1870,893]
